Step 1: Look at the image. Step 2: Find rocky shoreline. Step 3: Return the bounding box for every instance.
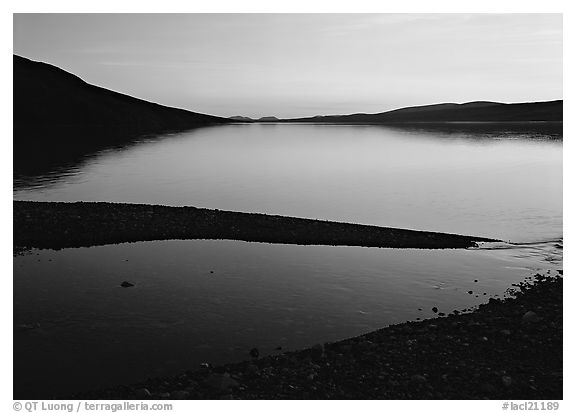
[77,273,562,400]
[13,201,498,252]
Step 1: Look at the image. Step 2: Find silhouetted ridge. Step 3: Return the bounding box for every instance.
[13,54,230,132]
[13,55,233,177]
[284,100,562,123]
[258,116,280,122]
[229,116,255,122]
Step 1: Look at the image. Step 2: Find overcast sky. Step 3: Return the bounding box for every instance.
[13,13,562,118]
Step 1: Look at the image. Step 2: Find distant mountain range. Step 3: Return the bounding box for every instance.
[228,116,280,122]
[230,101,562,124]
[280,100,562,123]
[229,116,255,122]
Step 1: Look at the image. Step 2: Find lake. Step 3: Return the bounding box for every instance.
[13,123,562,398]
[14,123,562,243]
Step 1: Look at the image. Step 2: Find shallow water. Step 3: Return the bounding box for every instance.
[14,239,562,398]
[14,123,562,243]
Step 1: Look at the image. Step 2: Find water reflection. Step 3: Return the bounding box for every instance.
[13,124,214,188]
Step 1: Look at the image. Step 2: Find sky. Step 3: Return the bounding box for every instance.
[13,13,562,118]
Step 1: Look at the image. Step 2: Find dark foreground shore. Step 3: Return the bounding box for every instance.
[14,201,497,251]
[78,273,562,400]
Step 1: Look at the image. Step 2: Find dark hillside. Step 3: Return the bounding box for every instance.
[284,100,562,124]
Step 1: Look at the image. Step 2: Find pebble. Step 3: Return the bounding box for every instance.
[432,307,438,313]
[134,388,151,398]
[249,348,259,358]
[521,311,540,324]
[502,376,513,387]
[120,281,134,288]
[411,374,427,384]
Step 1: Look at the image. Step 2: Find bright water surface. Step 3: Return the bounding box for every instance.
[14,123,562,242]
[13,123,562,397]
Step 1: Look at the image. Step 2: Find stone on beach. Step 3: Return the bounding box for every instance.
[521,311,540,324]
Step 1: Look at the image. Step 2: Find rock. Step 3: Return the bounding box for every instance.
[468,291,473,294]
[134,388,151,398]
[121,281,134,288]
[502,376,513,387]
[249,348,259,358]
[170,390,190,399]
[432,307,438,313]
[411,374,427,384]
[521,311,540,324]
[500,329,512,336]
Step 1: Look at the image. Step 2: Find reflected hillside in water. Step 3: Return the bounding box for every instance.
[376,121,562,140]
[13,125,214,189]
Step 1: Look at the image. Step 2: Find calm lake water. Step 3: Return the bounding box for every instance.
[14,123,562,243]
[13,123,562,398]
